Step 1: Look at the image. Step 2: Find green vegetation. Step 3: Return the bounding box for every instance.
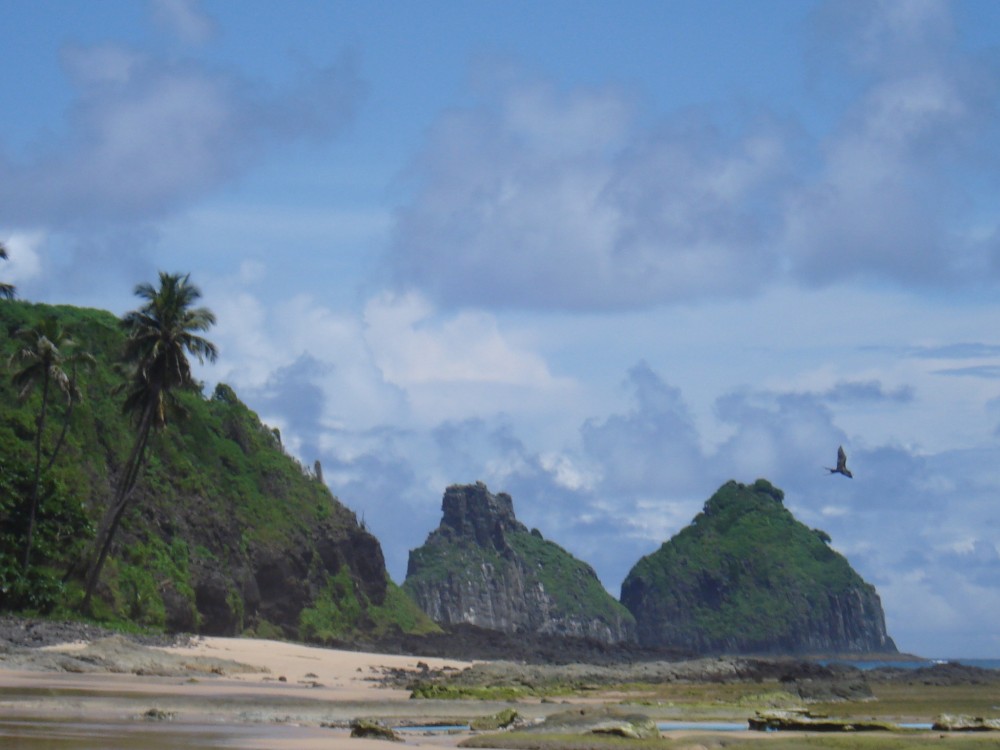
[507,529,634,626]
[621,479,885,652]
[0,297,428,640]
[411,683,543,701]
[83,272,219,611]
[9,315,94,570]
[470,708,521,731]
[299,569,437,642]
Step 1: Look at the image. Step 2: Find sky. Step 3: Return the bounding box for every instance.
[2,0,1000,658]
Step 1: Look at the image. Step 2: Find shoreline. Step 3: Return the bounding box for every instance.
[2,622,998,749]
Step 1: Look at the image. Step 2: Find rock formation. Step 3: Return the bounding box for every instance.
[403,482,635,644]
[620,479,897,655]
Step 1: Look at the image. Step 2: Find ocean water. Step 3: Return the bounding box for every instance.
[820,657,1000,670]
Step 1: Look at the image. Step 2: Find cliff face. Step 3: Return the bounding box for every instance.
[404,482,635,644]
[0,301,434,642]
[620,479,897,655]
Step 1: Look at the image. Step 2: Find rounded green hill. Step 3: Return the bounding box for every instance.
[620,479,897,655]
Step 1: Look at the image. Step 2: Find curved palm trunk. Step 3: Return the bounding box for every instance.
[22,370,51,570]
[42,395,76,477]
[81,399,156,612]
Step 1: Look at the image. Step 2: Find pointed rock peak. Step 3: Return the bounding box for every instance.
[405,482,635,644]
[440,481,525,546]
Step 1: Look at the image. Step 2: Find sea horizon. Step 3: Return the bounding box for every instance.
[823,656,1000,670]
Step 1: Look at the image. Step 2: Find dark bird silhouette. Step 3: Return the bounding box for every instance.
[826,445,853,478]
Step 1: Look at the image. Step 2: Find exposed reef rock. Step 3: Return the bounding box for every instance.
[620,479,897,655]
[403,482,635,644]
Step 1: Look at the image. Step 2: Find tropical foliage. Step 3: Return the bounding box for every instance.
[9,316,94,569]
[0,295,429,639]
[82,272,218,611]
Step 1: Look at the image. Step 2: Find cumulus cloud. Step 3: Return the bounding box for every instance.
[0,43,362,230]
[581,362,707,493]
[385,0,1000,312]
[364,292,559,388]
[385,76,791,311]
[0,232,44,286]
[362,291,577,425]
[786,0,998,286]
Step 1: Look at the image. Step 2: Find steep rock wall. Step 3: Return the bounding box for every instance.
[404,482,634,644]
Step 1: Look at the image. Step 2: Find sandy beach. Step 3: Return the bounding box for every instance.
[5,631,996,748]
[0,635,491,748]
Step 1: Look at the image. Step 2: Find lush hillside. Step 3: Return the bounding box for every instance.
[404,482,635,643]
[620,479,897,655]
[0,300,436,640]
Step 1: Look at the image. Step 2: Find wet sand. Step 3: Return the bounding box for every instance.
[0,636,482,748]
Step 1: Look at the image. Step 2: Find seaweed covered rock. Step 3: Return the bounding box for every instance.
[403,482,634,644]
[620,479,897,655]
[524,707,660,739]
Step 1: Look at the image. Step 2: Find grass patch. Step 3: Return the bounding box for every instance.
[410,684,541,701]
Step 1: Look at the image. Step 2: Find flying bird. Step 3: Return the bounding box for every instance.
[826,446,853,478]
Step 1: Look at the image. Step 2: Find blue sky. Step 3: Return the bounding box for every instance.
[3,0,1000,658]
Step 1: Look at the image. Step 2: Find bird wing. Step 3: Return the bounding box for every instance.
[837,445,848,470]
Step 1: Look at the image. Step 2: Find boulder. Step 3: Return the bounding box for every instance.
[525,707,660,739]
[932,714,1000,731]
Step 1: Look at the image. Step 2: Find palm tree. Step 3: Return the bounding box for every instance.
[9,316,93,569]
[82,272,217,611]
[0,242,15,300]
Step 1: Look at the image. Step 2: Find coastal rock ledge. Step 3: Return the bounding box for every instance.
[403,482,635,644]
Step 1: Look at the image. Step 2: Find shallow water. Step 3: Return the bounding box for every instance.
[821,657,1000,671]
[0,717,327,750]
[658,720,748,731]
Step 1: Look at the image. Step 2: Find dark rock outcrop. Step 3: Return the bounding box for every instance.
[136,480,394,639]
[403,482,635,644]
[621,479,897,655]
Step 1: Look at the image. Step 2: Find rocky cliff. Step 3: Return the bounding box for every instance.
[620,479,897,655]
[403,482,635,644]
[0,301,434,641]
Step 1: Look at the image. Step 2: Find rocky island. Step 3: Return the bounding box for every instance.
[403,482,635,644]
[621,478,897,655]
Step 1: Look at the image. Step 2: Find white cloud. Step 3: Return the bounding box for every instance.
[385,1,1000,313]
[385,76,790,311]
[364,291,559,387]
[151,0,218,45]
[0,44,362,230]
[0,231,44,284]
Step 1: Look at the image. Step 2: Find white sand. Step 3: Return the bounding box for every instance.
[1,637,479,749]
